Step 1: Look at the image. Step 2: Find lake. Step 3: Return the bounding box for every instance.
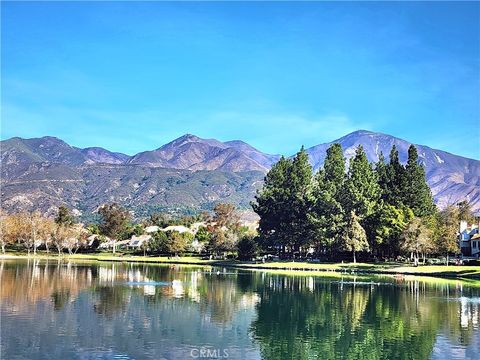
[1,260,479,360]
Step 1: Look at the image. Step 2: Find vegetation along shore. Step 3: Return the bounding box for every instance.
[1,143,479,281]
[2,253,480,280]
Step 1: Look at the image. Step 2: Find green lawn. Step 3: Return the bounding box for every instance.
[2,252,480,280]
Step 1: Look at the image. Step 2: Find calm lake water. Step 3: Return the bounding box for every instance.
[1,260,479,360]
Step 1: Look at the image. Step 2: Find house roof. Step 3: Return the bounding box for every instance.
[128,234,152,247]
[161,225,193,234]
[115,240,131,246]
[145,226,160,233]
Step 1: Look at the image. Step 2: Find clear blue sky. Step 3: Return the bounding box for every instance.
[2,1,479,159]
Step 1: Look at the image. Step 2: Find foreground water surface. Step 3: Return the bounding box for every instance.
[1,260,479,360]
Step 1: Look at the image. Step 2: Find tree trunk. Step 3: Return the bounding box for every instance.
[353,250,356,264]
[45,242,49,253]
[1,243,5,254]
[113,241,116,254]
[446,253,449,266]
[57,247,61,256]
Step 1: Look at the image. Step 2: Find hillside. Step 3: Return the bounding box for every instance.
[305,130,480,210]
[0,131,478,216]
[128,134,279,172]
[1,161,264,218]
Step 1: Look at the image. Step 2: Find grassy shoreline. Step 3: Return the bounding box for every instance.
[1,252,480,280]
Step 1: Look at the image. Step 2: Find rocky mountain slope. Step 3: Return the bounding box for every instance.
[128,134,280,172]
[1,131,478,216]
[305,130,480,210]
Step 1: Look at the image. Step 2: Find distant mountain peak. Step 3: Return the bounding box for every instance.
[345,129,375,136]
[177,133,201,142]
[163,134,225,150]
[304,130,480,210]
[1,130,479,212]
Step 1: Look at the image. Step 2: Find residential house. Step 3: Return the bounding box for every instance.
[87,234,111,248]
[160,225,194,234]
[459,220,480,257]
[128,234,152,249]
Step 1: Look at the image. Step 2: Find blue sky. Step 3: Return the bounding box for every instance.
[2,1,479,159]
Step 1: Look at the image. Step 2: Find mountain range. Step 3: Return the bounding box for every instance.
[1,130,479,218]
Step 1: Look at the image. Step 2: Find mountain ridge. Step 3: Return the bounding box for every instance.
[1,131,479,214]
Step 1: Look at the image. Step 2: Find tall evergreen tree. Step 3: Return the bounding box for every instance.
[252,156,292,250]
[404,145,435,216]
[287,146,314,252]
[343,145,380,219]
[309,143,346,255]
[324,143,346,186]
[376,152,388,199]
[385,145,407,207]
[342,146,381,250]
[253,147,312,255]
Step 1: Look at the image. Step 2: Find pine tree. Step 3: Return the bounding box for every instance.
[309,143,346,255]
[324,143,346,186]
[286,146,313,253]
[252,147,312,256]
[340,211,369,263]
[252,156,292,250]
[404,145,435,216]
[385,145,407,207]
[343,145,380,219]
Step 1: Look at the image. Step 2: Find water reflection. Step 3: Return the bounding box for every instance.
[1,260,479,360]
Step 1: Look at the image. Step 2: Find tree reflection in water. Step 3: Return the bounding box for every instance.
[0,260,479,360]
[249,275,480,360]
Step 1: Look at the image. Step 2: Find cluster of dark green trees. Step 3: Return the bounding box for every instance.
[253,143,458,262]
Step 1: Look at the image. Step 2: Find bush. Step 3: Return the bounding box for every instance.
[237,236,259,261]
[150,230,188,255]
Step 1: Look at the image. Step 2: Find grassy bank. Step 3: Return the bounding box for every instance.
[1,252,480,280]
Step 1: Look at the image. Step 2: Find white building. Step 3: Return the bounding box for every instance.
[459,220,480,257]
[128,234,152,249]
[144,226,160,234]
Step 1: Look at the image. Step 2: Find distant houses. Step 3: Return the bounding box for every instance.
[85,219,257,253]
[94,234,152,250]
[89,222,204,251]
[459,220,480,257]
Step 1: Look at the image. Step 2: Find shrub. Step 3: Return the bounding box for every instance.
[237,236,259,261]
